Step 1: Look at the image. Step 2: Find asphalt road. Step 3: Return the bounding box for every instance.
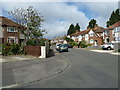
[17,48,118,88]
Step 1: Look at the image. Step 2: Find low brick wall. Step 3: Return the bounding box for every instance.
[25,46,41,57]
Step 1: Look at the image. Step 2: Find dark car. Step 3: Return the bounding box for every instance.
[64,44,73,48]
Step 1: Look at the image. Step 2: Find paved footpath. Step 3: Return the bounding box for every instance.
[2,53,69,88]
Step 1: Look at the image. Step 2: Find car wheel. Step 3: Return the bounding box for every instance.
[107,47,111,50]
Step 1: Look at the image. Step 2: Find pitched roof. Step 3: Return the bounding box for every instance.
[105,21,120,30]
[71,30,90,37]
[0,16,19,27]
[52,35,67,40]
[93,26,105,33]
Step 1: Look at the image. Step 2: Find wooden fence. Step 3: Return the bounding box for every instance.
[25,46,41,57]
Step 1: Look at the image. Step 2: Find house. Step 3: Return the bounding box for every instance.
[91,26,105,46]
[70,25,105,46]
[0,16,24,45]
[51,35,67,44]
[103,21,120,43]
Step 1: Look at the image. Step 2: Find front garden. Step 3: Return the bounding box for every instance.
[1,39,46,56]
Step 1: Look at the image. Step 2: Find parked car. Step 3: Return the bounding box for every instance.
[101,43,114,50]
[56,43,62,50]
[58,44,68,52]
[64,44,73,48]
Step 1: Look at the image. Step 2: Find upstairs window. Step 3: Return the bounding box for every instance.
[7,27,17,32]
[90,34,94,37]
[114,27,120,32]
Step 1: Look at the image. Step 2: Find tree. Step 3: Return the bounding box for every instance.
[74,23,80,32]
[87,19,97,29]
[65,37,74,42]
[67,24,74,35]
[106,8,120,27]
[9,6,45,40]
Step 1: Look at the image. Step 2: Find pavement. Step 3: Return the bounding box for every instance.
[0,55,37,63]
[2,52,70,88]
[90,50,120,55]
[75,48,120,55]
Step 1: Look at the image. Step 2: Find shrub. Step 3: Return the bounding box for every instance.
[26,39,45,46]
[65,37,74,42]
[78,41,87,48]
[87,44,93,46]
[118,49,120,52]
[2,43,22,55]
[11,44,20,54]
[26,39,35,46]
[69,42,77,46]
[2,43,12,55]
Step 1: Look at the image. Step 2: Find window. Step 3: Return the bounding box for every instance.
[90,39,94,44]
[7,27,17,32]
[114,27,120,32]
[90,34,94,37]
[7,37,18,43]
[115,37,120,41]
[105,30,109,34]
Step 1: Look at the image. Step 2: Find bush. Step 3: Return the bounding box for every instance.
[118,49,120,52]
[65,37,74,42]
[87,44,92,46]
[26,39,45,46]
[78,41,87,48]
[2,43,22,55]
[69,42,77,46]
[11,44,20,54]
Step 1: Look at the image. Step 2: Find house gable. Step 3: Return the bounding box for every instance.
[88,29,94,34]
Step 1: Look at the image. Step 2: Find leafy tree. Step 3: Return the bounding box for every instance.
[9,6,46,40]
[74,23,80,32]
[65,37,74,42]
[106,8,120,27]
[87,19,97,29]
[67,24,75,35]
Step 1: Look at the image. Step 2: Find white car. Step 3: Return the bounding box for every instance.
[102,43,114,50]
[56,43,62,50]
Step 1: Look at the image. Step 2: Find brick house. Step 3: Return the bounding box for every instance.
[0,16,24,45]
[70,25,105,46]
[103,21,120,43]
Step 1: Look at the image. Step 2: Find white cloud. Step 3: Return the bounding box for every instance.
[1,2,118,39]
[1,2,89,39]
[1,0,119,2]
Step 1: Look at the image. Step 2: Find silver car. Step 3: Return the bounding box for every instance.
[58,44,68,52]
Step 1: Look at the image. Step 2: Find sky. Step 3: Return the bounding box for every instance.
[0,0,119,39]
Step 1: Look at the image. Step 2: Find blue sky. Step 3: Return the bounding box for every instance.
[0,1,118,39]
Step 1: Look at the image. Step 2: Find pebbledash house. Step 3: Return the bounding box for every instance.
[0,16,25,46]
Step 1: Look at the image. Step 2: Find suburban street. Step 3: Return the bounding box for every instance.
[2,47,118,88]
